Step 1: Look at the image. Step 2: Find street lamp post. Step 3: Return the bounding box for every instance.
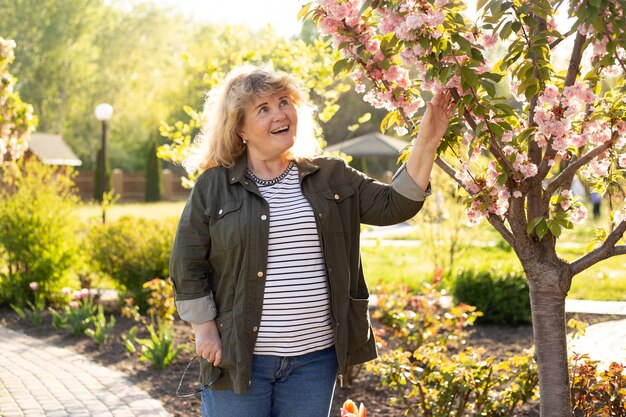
[95,103,113,223]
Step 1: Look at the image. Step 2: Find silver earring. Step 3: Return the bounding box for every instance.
[242,138,247,145]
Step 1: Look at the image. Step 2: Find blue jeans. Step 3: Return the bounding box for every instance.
[201,346,338,417]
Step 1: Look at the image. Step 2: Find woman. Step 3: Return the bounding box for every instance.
[170,64,452,417]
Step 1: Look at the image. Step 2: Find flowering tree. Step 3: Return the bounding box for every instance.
[0,37,34,169]
[303,0,626,415]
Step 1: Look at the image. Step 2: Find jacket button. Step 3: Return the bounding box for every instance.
[261,214,267,220]
[328,268,332,273]
[318,213,322,218]
[257,271,264,278]
[334,194,340,200]
[218,209,223,215]
[252,326,258,332]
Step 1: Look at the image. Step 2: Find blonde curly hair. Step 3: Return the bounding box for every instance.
[187,64,320,173]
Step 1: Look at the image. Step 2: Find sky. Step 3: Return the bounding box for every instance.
[154,0,304,38]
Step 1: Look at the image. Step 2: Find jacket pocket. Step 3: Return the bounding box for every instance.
[346,297,371,354]
[205,200,243,250]
[321,184,355,203]
[215,310,237,371]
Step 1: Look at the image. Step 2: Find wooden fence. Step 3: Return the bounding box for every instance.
[74,169,190,201]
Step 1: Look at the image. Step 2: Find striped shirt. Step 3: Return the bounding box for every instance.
[250,165,335,356]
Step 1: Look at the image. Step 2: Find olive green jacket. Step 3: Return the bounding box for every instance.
[169,155,429,394]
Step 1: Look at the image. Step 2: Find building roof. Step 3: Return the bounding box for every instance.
[324,132,409,157]
[27,133,82,166]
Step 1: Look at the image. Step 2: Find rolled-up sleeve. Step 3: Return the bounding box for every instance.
[391,163,432,202]
[169,176,217,323]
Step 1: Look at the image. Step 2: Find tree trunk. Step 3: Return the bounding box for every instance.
[526,266,573,417]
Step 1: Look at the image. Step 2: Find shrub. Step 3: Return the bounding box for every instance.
[369,283,538,417]
[570,353,626,416]
[371,345,538,417]
[0,159,82,306]
[451,266,531,325]
[372,283,482,351]
[87,216,176,312]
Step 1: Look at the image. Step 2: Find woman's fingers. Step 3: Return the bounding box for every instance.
[213,349,222,367]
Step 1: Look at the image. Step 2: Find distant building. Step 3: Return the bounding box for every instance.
[324,132,409,182]
[25,133,82,167]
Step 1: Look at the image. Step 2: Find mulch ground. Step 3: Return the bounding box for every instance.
[5,307,593,417]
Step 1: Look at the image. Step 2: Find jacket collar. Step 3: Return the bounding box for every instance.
[227,153,320,184]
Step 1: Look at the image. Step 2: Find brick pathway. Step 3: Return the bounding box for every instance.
[0,327,171,417]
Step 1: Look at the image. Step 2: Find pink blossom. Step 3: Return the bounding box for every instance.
[62,287,71,296]
[520,162,538,178]
[29,282,38,291]
[502,145,515,155]
[513,190,523,198]
[501,131,513,143]
[619,153,626,168]
[570,205,588,224]
[538,85,560,107]
[81,288,90,298]
[589,156,611,176]
[614,209,626,224]
[72,290,82,300]
[69,301,80,309]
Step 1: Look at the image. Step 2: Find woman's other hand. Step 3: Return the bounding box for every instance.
[191,320,222,367]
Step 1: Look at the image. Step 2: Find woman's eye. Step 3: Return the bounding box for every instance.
[279,99,290,106]
[258,106,268,114]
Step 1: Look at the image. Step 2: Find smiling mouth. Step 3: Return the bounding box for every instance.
[271,126,289,134]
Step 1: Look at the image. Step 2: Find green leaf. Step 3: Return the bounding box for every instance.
[547,219,562,238]
[333,58,351,77]
[536,221,549,240]
[481,79,497,97]
[461,66,479,86]
[527,216,544,235]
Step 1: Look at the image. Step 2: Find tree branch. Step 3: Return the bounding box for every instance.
[564,31,587,88]
[434,156,471,193]
[570,221,626,275]
[487,215,516,248]
[544,141,612,200]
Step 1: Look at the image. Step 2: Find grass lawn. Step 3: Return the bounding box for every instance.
[361,236,626,301]
[75,200,186,223]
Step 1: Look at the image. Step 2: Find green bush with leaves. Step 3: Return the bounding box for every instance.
[451,266,531,325]
[372,345,538,417]
[570,354,626,416]
[0,159,82,306]
[369,284,538,417]
[373,283,482,351]
[87,216,176,312]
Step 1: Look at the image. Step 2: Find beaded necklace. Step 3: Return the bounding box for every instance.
[246,161,295,186]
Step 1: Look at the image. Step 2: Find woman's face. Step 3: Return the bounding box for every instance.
[239,91,298,162]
